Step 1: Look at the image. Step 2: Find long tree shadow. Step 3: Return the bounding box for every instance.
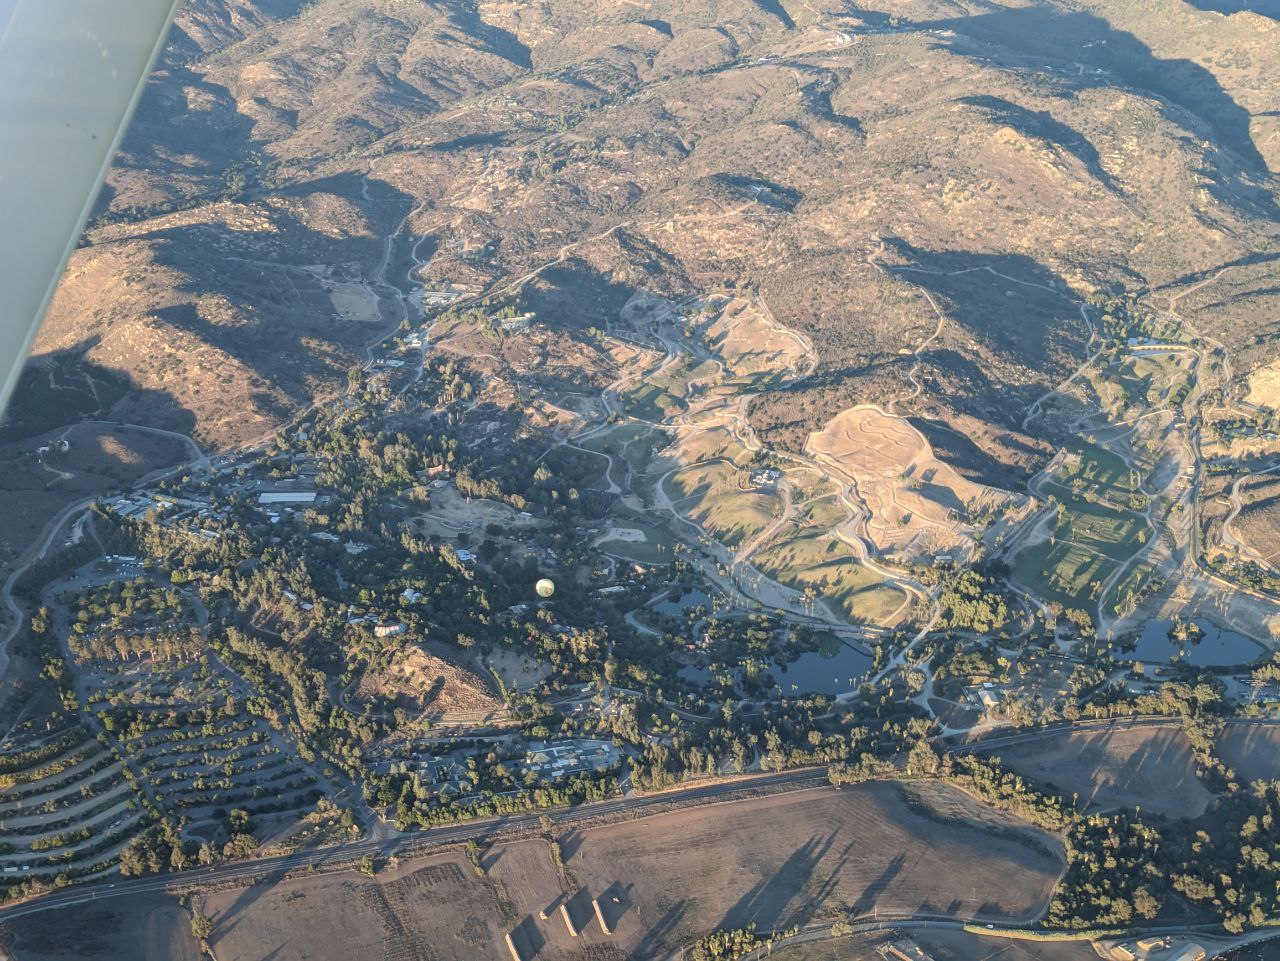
[715,833,836,934]
[633,900,687,960]
[849,852,907,919]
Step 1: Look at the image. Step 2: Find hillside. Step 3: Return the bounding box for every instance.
[8,0,1278,465]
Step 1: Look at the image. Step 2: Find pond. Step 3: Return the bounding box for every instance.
[653,589,711,617]
[1132,618,1265,667]
[679,639,872,696]
[769,641,872,695]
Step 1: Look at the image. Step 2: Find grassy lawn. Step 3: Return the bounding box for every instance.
[618,380,686,422]
[1057,439,1141,504]
[754,530,908,626]
[1102,560,1159,620]
[666,460,778,549]
[688,490,778,550]
[595,509,677,565]
[578,424,668,492]
[678,427,753,466]
[1014,537,1118,610]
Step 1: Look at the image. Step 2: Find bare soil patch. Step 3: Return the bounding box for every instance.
[775,928,1098,960]
[351,645,502,718]
[806,406,1019,564]
[1219,725,1280,784]
[1235,474,1280,567]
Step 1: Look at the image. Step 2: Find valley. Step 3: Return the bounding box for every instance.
[0,0,1279,959]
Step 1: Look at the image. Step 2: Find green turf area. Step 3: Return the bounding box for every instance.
[616,355,715,422]
[1014,537,1118,610]
[578,424,668,492]
[1103,560,1159,620]
[754,529,908,626]
[1057,440,1140,500]
[666,459,778,549]
[1035,486,1147,562]
[595,507,677,564]
[617,380,687,421]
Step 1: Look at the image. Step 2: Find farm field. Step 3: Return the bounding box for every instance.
[988,723,1211,818]
[191,780,1061,961]
[0,891,200,961]
[0,725,146,882]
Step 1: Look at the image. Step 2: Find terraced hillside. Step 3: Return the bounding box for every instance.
[0,726,146,885]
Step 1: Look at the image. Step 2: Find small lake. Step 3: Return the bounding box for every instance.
[679,640,872,695]
[769,642,872,695]
[654,589,711,617]
[1132,618,1265,667]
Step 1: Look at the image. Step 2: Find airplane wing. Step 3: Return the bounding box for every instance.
[0,0,182,418]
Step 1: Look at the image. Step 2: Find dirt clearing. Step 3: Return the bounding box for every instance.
[1219,725,1280,784]
[775,927,1098,960]
[806,406,1021,564]
[350,644,503,718]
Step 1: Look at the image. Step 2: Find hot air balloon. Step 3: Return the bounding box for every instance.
[535,578,555,598]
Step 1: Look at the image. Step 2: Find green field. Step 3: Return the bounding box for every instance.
[666,460,778,549]
[754,528,908,626]
[593,522,680,568]
[1056,440,1140,502]
[1014,537,1118,610]
[616,356,716,422]
[1102,559,1160,620]
[1014,481,1148,610]
[617,380,687,421]
[578,424,668,492]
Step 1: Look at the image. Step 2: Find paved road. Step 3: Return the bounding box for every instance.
[0,767,831,922]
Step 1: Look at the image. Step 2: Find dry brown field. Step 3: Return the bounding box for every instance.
[990,724,1212,818]
[1234,475,1280,568]
[1219,725,1280,784]
[774,928,1098,961]
[0,892,200,961]
[196,781,1061,961]
[804,407,1016,564]
[0,424,190,578]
